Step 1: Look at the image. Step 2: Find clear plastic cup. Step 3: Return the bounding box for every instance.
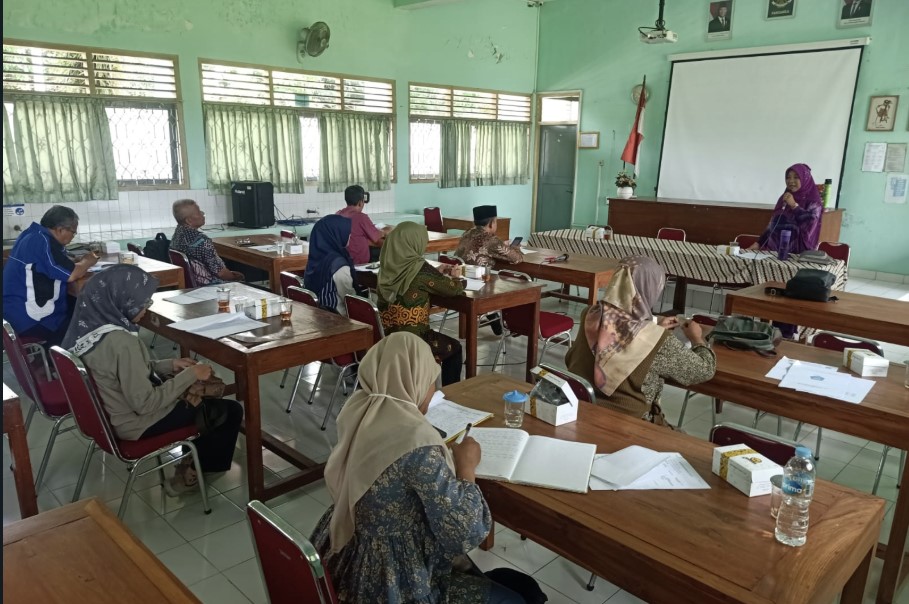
[279,297,293,322]
[770,474,784,518]
[503,390,527,428]
[216,287,231,313]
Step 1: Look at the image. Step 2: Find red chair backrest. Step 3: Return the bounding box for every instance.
[498,271,536,337]
[49,346,120,458]
[3,320,43,410]
[280,230,295,239]
[734,234,760,249]
[537,364,596,403]
[818,241,850,264]
[709,423,796,466]
[438,254,463,266]
[344,295,385,354]
[167,249,198,289]
[424,207,445,233]
[657,227,686,242]
[247,501,338,604]
[812,331,883,356]
[280,271,305,297]
[287,286,319,307]
[127,243,145,256]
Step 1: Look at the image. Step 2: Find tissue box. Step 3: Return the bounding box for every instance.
[711,444,782,497]
[715,244,741,256]
[843,348,889,377]
[287,243,305,255]
[584,226,606,239]
[525,366,579,426]
[242,298,283,320]
[464,265,487,279]
[102,241,121,254]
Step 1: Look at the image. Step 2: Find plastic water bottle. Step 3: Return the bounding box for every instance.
[777,229,791,261]
[774,445,816,547]
[822,179,833,208]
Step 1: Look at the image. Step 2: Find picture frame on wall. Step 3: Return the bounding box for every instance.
[838,0,873,28]
[866,96,898,132]
[766,0,796,19]
[707,1,733,41]
[578,132,600,149]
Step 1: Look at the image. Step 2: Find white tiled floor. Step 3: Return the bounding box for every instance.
[3,276,907,604]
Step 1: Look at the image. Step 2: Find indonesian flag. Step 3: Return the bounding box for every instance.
[621,76,647,172]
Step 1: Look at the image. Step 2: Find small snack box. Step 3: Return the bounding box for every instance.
[584,226,606,239]
[525,366,579,426]
[464,265,487,280]
[843,348,889,378]
[711,444,783,497]
[242,297,284,320]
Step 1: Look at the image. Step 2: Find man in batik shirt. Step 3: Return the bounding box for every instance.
[170,199,245,286]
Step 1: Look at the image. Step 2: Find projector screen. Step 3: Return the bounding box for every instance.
[658,46,863,205]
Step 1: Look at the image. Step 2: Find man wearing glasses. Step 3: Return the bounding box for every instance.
[3,205,98,346]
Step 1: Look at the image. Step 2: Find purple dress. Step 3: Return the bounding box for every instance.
[757,163,823,254]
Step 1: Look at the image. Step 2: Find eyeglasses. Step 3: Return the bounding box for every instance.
[61,227,77,234]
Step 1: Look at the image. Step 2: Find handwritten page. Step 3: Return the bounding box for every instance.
[164,287,223,305]
[425,392,493,442]
[471,428,528,482]
[168,313,268,339]
[590,452,709,490]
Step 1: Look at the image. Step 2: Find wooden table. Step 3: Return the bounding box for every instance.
[212,234,309,293]
[3,498,200,603]
[607,196,844,246]
[513,247,617,305]
[443,215,511,239]
[443,374,884,604]
[685,340,909,603]
[3,383,38,519]
[67,253,185,296]
[140,283,373,502]
[725,282,909,346]
[425,231,462,253]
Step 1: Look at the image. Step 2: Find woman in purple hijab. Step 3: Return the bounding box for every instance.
[749,163,823,254]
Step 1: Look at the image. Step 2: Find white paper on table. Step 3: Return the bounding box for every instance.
[588,445,668,488]
[463,278,485,291]
[884,173,908,204]
[737,251,773,260]
[87,262,116,273]
[778,364,875,404]
[373,222,388,229]
[167,313,268,339]
[354,263,380,274]
[520,248,541,255]
[249,244,278,252]
[590,452,710,490]
[164,286,224,305]
[765,357,839,381]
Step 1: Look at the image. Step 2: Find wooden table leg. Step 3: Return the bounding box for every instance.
[465,310,478,379]
[237,370,266,502]
[842,546,874,604]
[525,298,540,383]
[672,276,689,313]
[877,459,909,603]
[3,399,38,518]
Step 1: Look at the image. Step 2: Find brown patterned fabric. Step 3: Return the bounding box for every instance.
[455,227,523,268]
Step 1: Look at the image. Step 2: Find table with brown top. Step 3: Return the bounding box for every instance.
[212,234,310,293]
[725,282,909,347]
[63,253,184,296]
[684,340,909,603]
[140,283,373,502]
[3,383,38,519]
[425,230,462,253]
[443,215,511,239]
[443,373,884,604]
[513,247,617,305]
[3,498,200,603]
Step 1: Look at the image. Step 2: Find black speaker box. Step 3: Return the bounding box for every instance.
[230,181,274,229]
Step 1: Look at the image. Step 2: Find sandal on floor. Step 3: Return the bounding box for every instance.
[164,462,198,497]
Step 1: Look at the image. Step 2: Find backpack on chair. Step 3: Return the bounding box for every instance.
[143,232,171,263]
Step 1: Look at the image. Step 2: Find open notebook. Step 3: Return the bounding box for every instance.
[425,392,493,443]
[470,428,596,493]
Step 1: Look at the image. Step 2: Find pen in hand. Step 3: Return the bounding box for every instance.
[456,423,473,445]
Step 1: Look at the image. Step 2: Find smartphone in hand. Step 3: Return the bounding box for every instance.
[510,236,523,247]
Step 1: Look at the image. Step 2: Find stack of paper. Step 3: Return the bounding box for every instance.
[249,244,279,252]
[168,313,268,339]
[164,287,225,305]
[463,278,485,291]
[588,445,709,490]
[424,391,493,442]
[765,356,875,404]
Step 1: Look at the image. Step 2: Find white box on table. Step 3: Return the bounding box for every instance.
[102,241,121,254]
[464,265,487,279]
[242,297,283,320]
[711,444,783,497]
[525,366,579,426]
[287,243,305,255]
[843,348,889,378]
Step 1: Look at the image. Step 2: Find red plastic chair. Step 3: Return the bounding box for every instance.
[49,346,211,518]
[126,243,145,256]
[424,207,446,233]
[280,271,305,297]
[278,286,320,389]
[344,295,386,354]
[734,234,760,250]
[168,248,199,289]
[247,500,338,604]
[657,227,686,242]
[491,271,573,370]
[818,241,850,264]
[2,320,76,491]
[536,364,595,403]
[710,422,798,467]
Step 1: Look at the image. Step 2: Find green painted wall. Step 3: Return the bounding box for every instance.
[537,0,909,274]
[3,0,539,236]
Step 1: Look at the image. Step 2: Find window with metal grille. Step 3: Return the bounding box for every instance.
[2,41,185,187]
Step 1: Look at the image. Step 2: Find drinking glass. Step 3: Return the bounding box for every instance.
[216,287,232,313]
[274,238,285,257]
[279,297,293,322]
[503,390,527,428]
[232,295,248,314]
[769,475,784,518]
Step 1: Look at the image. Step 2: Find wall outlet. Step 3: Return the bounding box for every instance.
[306,209,319,214]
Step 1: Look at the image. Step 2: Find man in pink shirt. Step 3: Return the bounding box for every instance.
[336,185,392,264]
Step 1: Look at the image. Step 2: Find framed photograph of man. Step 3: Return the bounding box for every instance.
[866,96,898,132]
[766,0,796,19]
[838,0,873,27]
[707,1,733,41]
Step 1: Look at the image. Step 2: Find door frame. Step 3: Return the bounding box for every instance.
[531,90,583,233]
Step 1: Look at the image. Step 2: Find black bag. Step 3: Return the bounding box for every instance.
[143,232,171,263]
[706,315,782,356]
[765,269,837,302]
[194,398,231,435]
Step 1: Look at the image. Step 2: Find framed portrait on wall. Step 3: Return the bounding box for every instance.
[866,96,898,132]
[838,0,873,28]
[766,0,796,19]
[706,1,733,41]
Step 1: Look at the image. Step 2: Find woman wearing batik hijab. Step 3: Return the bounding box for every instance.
[565,256,717,426]
[750,163,824,254]
[61,264,243,495]
[303,215,362,316]
[310,332,542,604]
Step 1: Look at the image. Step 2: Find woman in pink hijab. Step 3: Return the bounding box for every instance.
[750,163,824,254]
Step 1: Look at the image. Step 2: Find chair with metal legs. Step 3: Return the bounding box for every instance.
[279,286,319,389]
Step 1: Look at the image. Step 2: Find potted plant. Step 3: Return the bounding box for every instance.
[615,171,636,199]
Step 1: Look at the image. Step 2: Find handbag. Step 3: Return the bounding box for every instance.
[194,398,232,434]
[706,315,782,356]
[765,269,837,302]
[183,374,227,406]
[143,232,170,263]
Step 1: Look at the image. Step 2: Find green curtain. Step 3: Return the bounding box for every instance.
[318,112,392,193]
[203,103,304,194]
[10,95,118,202]
[474,120,530,186]
[438,119,472,189]
[3,108,22,203]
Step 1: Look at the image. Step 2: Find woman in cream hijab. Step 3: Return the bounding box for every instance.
[310,332,535,603]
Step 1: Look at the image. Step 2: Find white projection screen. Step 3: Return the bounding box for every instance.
[658,46,863,205]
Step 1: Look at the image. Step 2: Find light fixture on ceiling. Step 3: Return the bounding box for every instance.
[639,0,678,44]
